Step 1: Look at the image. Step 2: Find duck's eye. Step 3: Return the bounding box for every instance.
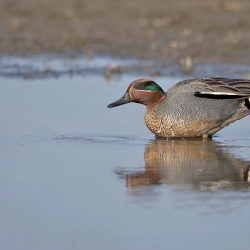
[134,81,165,95]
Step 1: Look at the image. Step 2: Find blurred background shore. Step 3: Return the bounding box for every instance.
[1,0,250,66]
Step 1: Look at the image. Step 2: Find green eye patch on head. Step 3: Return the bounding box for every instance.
[134,81,165,95]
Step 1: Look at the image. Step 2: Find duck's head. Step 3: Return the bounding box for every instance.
[107,78,166,110]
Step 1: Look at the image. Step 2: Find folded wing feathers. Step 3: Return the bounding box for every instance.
[195,78,250,98]
[194,91,249,97]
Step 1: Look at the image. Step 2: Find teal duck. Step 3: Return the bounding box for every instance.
[107,78,250,137]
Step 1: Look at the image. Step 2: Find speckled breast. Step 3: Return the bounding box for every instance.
[144,107,209,137]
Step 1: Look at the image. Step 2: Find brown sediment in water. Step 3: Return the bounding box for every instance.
[0,0,250,66]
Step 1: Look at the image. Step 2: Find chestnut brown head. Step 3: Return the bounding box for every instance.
[107,79,166,110]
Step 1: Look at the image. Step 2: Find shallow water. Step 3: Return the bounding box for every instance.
[0,74,250,250]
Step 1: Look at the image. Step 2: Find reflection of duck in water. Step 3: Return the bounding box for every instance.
[121,139,250,191]
[108,78,250,138]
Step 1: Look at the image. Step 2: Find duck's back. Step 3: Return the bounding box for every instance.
[145,78,250,137]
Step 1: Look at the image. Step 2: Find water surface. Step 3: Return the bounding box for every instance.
[0,74,250,250]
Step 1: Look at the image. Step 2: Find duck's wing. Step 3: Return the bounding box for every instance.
[193,78,250,99]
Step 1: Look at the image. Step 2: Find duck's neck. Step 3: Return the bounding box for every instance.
[146,94,166,111]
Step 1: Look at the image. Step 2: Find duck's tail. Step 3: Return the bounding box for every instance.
[246,98,250,110]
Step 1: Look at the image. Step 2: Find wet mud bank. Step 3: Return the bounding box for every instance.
[1,0,250,78]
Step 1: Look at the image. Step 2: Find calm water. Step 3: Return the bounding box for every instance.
[0,74,250,250]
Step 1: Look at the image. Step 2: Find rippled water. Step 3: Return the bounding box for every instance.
[0,73,250,250]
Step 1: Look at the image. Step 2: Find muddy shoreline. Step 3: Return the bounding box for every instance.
[1,53,250,79]
[1,0,250,77]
